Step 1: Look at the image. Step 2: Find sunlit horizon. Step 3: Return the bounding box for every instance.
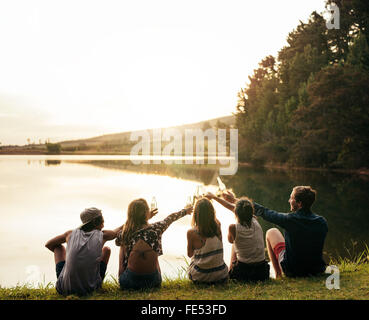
[0,0,326,145]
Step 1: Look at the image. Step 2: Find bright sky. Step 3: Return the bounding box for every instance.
[0,0,326,145]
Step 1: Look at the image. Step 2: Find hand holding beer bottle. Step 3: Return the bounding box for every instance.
[150,196,158,218]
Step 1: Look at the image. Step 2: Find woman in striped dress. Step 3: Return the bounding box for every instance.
[186,198,229,283]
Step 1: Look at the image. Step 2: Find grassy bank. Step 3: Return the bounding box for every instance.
[1,253,368,300]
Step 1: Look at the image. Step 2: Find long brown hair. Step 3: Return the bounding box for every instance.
[121,198,149,245]
[191,198,221,239]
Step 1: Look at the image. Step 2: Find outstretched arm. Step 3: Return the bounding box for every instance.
[205,192,235,212]
[154,206,193,234]
[253,202,290,228]
[45,230,73,252]
[222,190,239,204]
[103,225,124,243]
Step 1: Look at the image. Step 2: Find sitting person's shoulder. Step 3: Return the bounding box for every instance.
[310,211,327,222]
[187,228,202,240]
[315,214,328,227]
[187,228,197,236]
[251,216,264,228]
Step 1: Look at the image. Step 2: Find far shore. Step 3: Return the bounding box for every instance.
[238,161,369,176]
[1,148,368,177]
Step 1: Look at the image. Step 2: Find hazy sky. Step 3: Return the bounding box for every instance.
[0,0,327,145]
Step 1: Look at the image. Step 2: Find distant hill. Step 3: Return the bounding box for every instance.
[59,115,235,148]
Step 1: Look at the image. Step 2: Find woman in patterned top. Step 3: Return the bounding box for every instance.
[116,198,192,290]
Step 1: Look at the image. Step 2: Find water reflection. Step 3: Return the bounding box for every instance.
[73,160,220,185]
[45,160,61,166]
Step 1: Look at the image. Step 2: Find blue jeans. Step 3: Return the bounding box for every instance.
[119,268,162,290]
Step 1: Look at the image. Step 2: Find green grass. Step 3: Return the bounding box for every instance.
[1,250,368,300]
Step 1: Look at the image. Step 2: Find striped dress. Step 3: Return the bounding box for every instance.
[188,235,229,283]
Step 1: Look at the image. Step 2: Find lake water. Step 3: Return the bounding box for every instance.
[1,156,368,287]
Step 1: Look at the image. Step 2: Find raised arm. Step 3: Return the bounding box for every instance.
[154,206,193,234]
[222,190,239,204]
[205,192,235,212]
[253,202,290,229]
[45,230,73,252]
[103,225,124,243]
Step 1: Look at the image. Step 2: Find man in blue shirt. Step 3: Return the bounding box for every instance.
[223,186,328,278]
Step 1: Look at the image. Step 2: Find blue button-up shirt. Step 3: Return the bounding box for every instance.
[254,202,328,276]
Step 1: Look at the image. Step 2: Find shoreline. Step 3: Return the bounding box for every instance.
[1,150,368,176]
[238,161,369,176]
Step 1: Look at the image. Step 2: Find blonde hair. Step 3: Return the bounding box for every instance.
[121,198,149,245]
[191,198,221,239]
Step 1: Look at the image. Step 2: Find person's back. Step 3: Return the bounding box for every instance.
[187,198,229,283]
[56,228,103,295]
[116,199,192,290]
[254,186,328,277]
[280,209,327,276]
[234,217,265,264]
[45,207,122,296]
[227,198,270,282]
[188,233,228,283]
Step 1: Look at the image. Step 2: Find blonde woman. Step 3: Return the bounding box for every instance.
[187,198,229,284]
[116,198,192,290]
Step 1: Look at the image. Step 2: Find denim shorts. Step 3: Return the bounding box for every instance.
[119,268,162,290]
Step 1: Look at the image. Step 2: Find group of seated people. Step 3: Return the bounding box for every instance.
[45,185,328,296]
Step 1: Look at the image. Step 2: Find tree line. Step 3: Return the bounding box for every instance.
[235,0,369,169]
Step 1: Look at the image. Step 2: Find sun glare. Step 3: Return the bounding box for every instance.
[0,0,326,145]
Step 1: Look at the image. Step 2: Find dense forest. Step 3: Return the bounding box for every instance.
[235,0,369,169]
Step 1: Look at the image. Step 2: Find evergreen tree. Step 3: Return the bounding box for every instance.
[235,1,369,169]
